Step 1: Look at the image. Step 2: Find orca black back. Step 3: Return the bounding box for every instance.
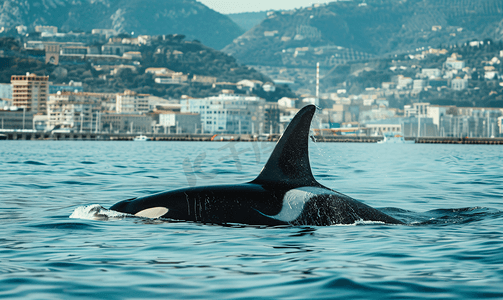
[109,104,403,225]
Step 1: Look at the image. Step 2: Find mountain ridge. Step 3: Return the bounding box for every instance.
[223,0,503,67]
[0,0,243,49]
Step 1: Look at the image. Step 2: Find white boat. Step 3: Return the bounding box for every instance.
[378,133,414,144]
[133,135,150,141]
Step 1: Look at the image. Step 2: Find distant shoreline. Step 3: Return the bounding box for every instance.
[1,131,502,144]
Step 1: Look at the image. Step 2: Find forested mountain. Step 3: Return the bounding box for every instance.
[224,0,503,66]
[0,0,243,49]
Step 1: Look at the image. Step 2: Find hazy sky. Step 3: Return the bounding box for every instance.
[198,0,328,14]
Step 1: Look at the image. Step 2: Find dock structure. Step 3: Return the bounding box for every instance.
[1,130,502,144]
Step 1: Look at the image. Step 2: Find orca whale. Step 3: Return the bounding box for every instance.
[110,105,403,226]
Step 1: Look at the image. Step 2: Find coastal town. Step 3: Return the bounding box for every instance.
[1,25,503,142]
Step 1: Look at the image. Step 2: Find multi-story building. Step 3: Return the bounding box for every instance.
[364,117,438,137]
[405,103,430,117]
[116,90,150,114]
[100,113,154,133]
[264,103,280,134]
[47,92,103,132]
[158,112,201,133]
[181,94,266,134]
[11,73,49,114]
[0,108,34,130]
[432,107,503,137]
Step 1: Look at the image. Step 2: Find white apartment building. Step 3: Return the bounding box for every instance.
[158,112,201,133]
[47,92,103,132]
[181,94,266,134]
[116,90,150,114]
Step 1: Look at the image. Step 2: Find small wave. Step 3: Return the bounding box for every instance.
[70,204,129,221]
[23,160,47,165]
[402,207,502,225]
[30,222,97,230]
[58,180,99,186]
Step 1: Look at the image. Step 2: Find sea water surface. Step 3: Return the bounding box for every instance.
[1,141,503,299]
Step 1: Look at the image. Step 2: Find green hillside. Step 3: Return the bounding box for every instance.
[0,36,298,100]
[224,0,503,66]
[0,0,243,50]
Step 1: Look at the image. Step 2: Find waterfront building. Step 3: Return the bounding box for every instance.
[362,118,403,136]
[364,117,437,137]
[0,108,34,130]
[359,106,397,122]
[181,94,266,134]
[158,112,201,134]
[264,103,280,134]
[100,113,154,133]
[11,73,49,114]
[47,92,103,132]
[116,90,150,114]
[433,107,503,137]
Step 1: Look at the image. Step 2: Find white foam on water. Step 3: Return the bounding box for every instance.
[330,219,387,226]
[70,204,129,221]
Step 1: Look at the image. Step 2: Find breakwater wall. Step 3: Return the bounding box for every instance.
[1,131,502,144]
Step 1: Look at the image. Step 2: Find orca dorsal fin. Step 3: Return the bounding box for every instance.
[251,104,320,188]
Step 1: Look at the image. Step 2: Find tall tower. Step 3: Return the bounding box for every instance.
[11,73,49,114]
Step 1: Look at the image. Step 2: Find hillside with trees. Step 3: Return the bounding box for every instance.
[224,0,503,67]
[0,36,296,100]
[0,0,242,50]
[321,40,503,108]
